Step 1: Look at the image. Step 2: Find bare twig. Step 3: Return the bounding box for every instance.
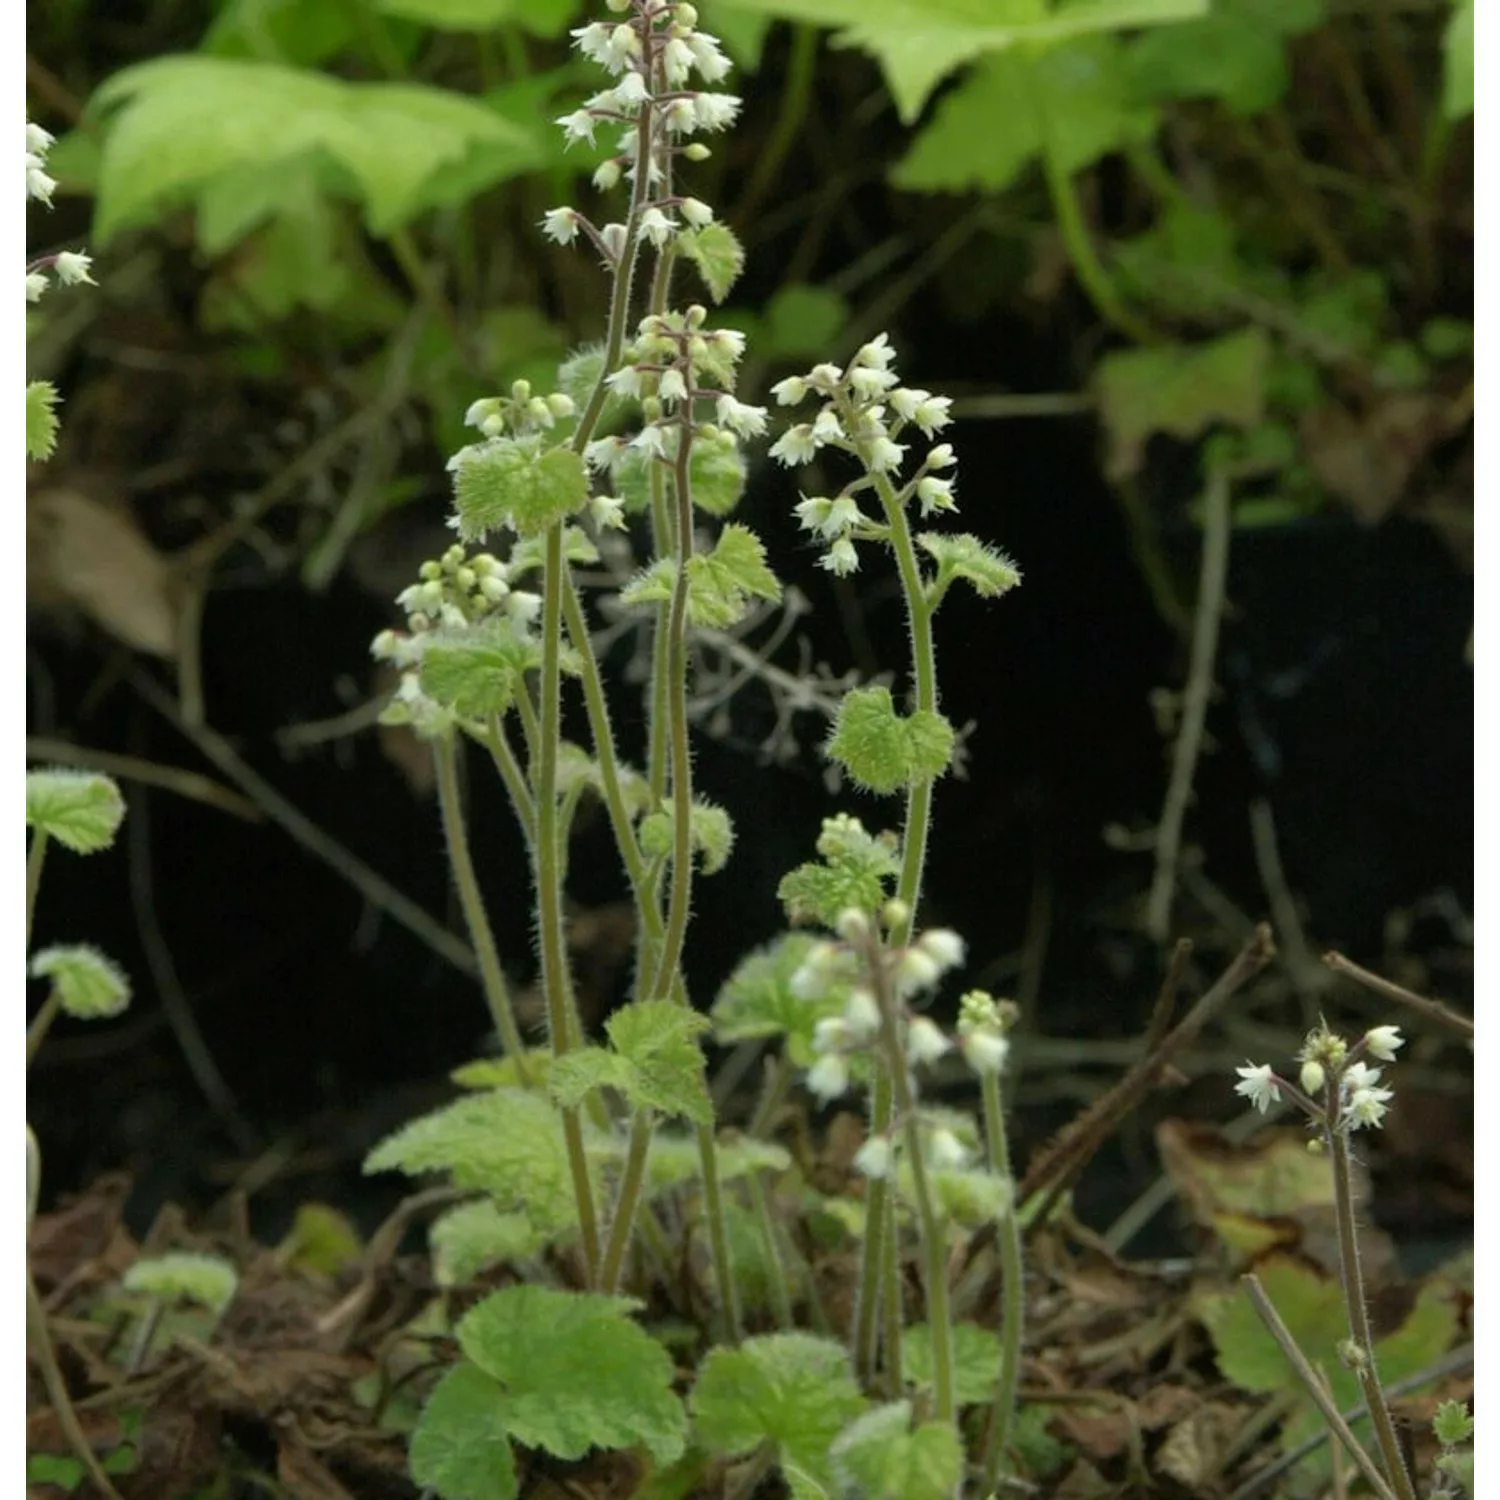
[1146,466,1232,944]
[25,737,262,822]
[1323,951,1474,1040]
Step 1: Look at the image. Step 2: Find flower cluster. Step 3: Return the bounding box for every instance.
[1234,1022,1404,1135]
[769,336,956,576]
[956,989,1016,1077]
[25,122,94,303]
[543,1,738,266]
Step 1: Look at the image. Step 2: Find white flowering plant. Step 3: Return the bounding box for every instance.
[356,2,1034,1494]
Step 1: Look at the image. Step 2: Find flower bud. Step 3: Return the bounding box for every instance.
[906,1016,950,1068]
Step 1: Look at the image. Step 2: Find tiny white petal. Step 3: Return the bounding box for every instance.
[906,1016,950,1067]
[807,1053,850,1102]
[853,1136,894,1179]
[1363,1026,1404,1062]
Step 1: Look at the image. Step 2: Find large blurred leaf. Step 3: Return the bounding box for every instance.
[1442,0,1473,120]
[90,58,546,242]
[715,0,1206,121]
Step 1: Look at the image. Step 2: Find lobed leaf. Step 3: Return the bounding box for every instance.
[409,1363,518,1500]
[451,436,589,540]
[825,687,955,795]
[26,382,61,462]
[123,1252,238,1312]
[419,622,542,717]
[677,222,745,302]
[638,799,736,876]
[829,1402,963,1500]
[26,768,126,854]
[917,532,1022,600]
[29,945,131,1020]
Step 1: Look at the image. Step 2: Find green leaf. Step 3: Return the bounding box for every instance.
[457,1285,687,1463]
[917,532,1022,600]
[365,1088,584,1237]
[507,523,600,577]
[761,285,850,361]
[826,686,955,795]
[893,35,1155,194]
[372,0,573,30]
[903,1322,1002,1405]
[410,1363,519,1500]
[1443,0,1473,120]
[550,1001,713,1123]
[677,222,746,302]
[122,1252,238,1312]
[599,1131,790,1196]
[90,58,546,241]
[616,427,748,517]
[26,768,126,853]
[419,622,543,717]
[639,799,736,876]
[1094,328,1271,481]
[691,1333,866,1488]
[29,945,131,1020]
[829,1402,963,1500]
[26,381,61,461]
[203,0,357,67]
[623,525,781,627]
[430,1201,549,1287]
[452,436,589,540]
[711,933,850,1065]
[778,813,902,928]
[1433,1399,1474,1448]
[714,0,1207,122]
[450,1053,552,1090]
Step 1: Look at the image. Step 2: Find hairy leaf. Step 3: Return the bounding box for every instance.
[27,381,61,461]
[29,945,132,1020]
[917,532,1022,600]
[830,1402,962,1500]
[430,1201,549,1287]
[410,1363,518,1500]
[677,222,745,302]
[903,1322,1002,1405]
[826,686,955,795]
[452,437,589,540]
[26,768,126,854]
[123,1253,238,1312]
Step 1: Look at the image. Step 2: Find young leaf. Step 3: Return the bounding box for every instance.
[595,1131,790,1197]
[430,1201,549,1287]
[903,1322,1002,1405]
[829,1402,963,1500]
[639,799,736,875]
[27,381,61,461]
[409,1363,518,1500]
[1094,328,1271,482]
[617,427,748,517]
[29,945,131,1020]
[26,768,126,853]
[547,1046,637,1109]
[605,1000,713,1121]
[456,1285,687,1463]
[677,222,745,302]
[1443,0,1473,120]
[364,1088,585,1236]
[419,622,543,718]
[778,814,901,928]
[826,686,955,795]
[90,58,546,242]
[507,524,600,576]
[452,437,589,540]
[917,533,1022,601]
[123,1252,238,1312]
[691,1333,866,1488]
[711,933,849,1064]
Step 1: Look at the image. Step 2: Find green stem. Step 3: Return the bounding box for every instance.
[512,682,542,772]
[980,1068,1025,1491]
[1328,1125,1417,1500]
[26,828,47,953]
[1028,68,1156,345]
[599,1108,656,1293]
[879,1189,904,1397]
[482,714,536,845]
[696,1117,742,1343]
[26,991,63,1070]
[749,1170,796,1329]
[433,735,532,1083]
[853,1069,893,1381]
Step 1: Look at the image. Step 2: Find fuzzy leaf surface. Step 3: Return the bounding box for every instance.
[29,945,132,1020]
[903,1322,1002,1405]
[430,1201,549,1287]
[616,428,747,517]
[830,1402,963,1500]
[638,799,736,875]
[27,381,61,461]
[419,623,542,717]
[409,1363,518,1500]
[457,1285,687,1463]
[917,532,1022,600]
[551,1002,712,1122]
[677,222,745,302]
[826,686,954,795]
[452,437,589,540]
[691,1333,865,1487]
[26,769,126,853]
[778,816,901,928]
[123,1253,238,1312]
[711,933,848,1064]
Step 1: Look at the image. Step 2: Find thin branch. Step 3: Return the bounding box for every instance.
[1323,951,1474,1041]
[26,737,262,822]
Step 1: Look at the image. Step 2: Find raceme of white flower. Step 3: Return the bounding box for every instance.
[25,121,96,305]
[1233,1024,1405,1134]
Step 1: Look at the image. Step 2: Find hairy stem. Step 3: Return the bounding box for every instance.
[980,1067,1025,1490]
[853,1068,894,1381]
[433,735,532,1081]
[26,828,47,953]
[598,1108,655,1293]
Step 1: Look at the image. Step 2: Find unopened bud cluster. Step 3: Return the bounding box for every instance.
[1234,1021,1404,1135]
[26,122,95,303]
[771,335,956,576]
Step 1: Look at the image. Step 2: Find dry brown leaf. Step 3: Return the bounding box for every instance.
[29,488,178,658]
[1155,1401,1236,1489]
[1300,394,1452,526]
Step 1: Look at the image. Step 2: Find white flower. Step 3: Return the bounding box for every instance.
[810,406,843,444]
[807,1053,851,1102]
[1234,1062,1281,1113]
[916,929,966,972]
[686,32,732,83]
[807,362,843,390]
[662,97,699,135]
[1345,1083,1394,1131]
[587,494,627,531]
[694,94,742,132]
[927,1128,970,1171]
[834,907,869,942]
[853,1136,894,1180]
[26,271,47,302]
[926,442,957,469]
[26,122,55,156]
[865,436,906,474]
[813,1016,852,1053]
[464,398,501,430]
[555,108,599,145]
[716,394,767,437]
[658,367,689,403]
[710,326,746,361]
[855,332,897,371]
[631,423,670,458]
[916,476,956,516]
[53,251,94,287]
[906,1016,950,1067]
[769,424,819,466]
[541,207,580,245]
[679,195,714,227]
[894,947,942,995]
[820,537,859,576]
[959,1028,1010,1077]
[1342,1061,1384,1092]
[599,223,628,261]
[850,365,899,399]
[27,161,56,205]
[584,436,626,473]
[1299,1060,1326,1096]
[843,987,881,1041]
[637,206,674,248]
[662,37,695,86]
[592,159,623,192]
[911,394,953,434]
[771,375,808,406]
[613,70,649,108]
[1363,1026,1404,1062]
